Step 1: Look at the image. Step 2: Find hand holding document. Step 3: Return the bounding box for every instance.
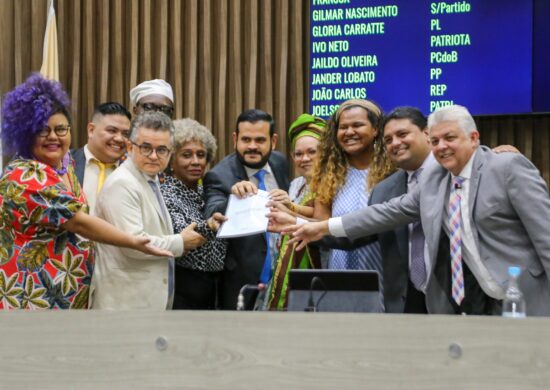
[217,190,270,238]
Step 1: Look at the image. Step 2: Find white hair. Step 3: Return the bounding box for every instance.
[427,105,477,136]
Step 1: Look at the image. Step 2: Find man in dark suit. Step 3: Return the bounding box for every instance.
[72,102,131,213]
[204,109,289,310]
[370,107,434,313]
[289,105,550,316]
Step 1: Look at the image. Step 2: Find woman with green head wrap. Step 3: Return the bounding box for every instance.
[265,113,326,310]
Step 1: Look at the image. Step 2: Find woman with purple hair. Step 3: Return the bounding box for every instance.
[0,74,171,309]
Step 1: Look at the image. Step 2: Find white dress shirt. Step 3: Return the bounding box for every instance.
[82,145,118,214]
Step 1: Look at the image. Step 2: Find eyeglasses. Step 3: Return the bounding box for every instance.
[292,149,317,160]
[139,102,174,117]
[38,125,70,138]
[131,141,172,158]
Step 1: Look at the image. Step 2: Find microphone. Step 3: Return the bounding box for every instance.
[236,283,265,310]
[454,182,462,190]
[304,276,326,312]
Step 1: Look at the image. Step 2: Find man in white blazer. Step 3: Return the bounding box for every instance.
[92,112,205,310]
[288,105,550,316]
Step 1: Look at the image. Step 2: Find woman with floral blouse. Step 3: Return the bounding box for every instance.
[0,74,170,309]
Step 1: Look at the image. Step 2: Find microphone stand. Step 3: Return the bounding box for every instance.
[236,283,265,311]
[305,276,327,312]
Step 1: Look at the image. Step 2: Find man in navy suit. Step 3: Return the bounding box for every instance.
[204,109,289,309]
[72,102,131,213]
[369,107,434,313]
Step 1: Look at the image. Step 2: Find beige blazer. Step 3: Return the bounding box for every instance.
[91,158,184,310]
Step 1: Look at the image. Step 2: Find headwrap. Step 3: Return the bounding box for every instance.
[334,99,382,122]
[129,79,174,105]
[288,113,326,149]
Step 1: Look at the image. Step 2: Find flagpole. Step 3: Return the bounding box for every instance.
[40,0,59,81]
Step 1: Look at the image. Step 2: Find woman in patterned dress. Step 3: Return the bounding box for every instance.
[309,100,396,280]
[160,119,227,310]
[264,114,326,310]
[0,74,171,309]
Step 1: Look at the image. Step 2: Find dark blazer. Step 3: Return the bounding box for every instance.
[367,170,411,313]
[71,147,86,186]
[320,170,424,313]
[203,151,289,309]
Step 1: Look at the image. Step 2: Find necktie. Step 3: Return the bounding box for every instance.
[449,176,465,305]
[410,221,427,290]
[253,169,272,283]
[148,180,175,309]
[409,169,426,290]
[91,159,116,194]
[148,180,170,223]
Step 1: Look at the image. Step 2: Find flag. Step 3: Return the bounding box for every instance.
[40,0,59,81]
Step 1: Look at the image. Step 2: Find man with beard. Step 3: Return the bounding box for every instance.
[204,109,289,310]
[72,102,132,214]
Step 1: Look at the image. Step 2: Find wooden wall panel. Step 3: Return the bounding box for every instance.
[111,0,125,101]
[0,0,549,185]
[69,0,81,123]
[275,0,290,153]
[477,114,550,185]
[215,0,229,153]
[184,0,198,118]
[0,1,15,94]
[200,0,213,132]
[82,0,94,124]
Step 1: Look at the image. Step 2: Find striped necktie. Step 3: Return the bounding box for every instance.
[253,169,273,283]
[409,169,426,290]
[449,176,465,305]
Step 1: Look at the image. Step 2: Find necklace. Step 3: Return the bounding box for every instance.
[54,153,70,176]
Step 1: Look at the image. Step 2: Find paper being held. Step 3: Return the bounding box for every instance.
[217,190,270,238]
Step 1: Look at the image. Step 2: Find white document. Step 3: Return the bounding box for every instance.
[217,190,270,238]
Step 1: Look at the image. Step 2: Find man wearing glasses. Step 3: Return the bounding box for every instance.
[72,102,132,214]
[92,112,205,310]
[129,79,174,118]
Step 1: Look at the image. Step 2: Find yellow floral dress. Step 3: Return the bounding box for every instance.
[0,158,94,309]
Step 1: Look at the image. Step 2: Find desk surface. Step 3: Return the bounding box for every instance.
[0,311,548,389]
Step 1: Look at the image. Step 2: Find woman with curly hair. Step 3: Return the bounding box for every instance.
[310,99,395,277]
[0,74,170,310]
[160,118,227,310]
